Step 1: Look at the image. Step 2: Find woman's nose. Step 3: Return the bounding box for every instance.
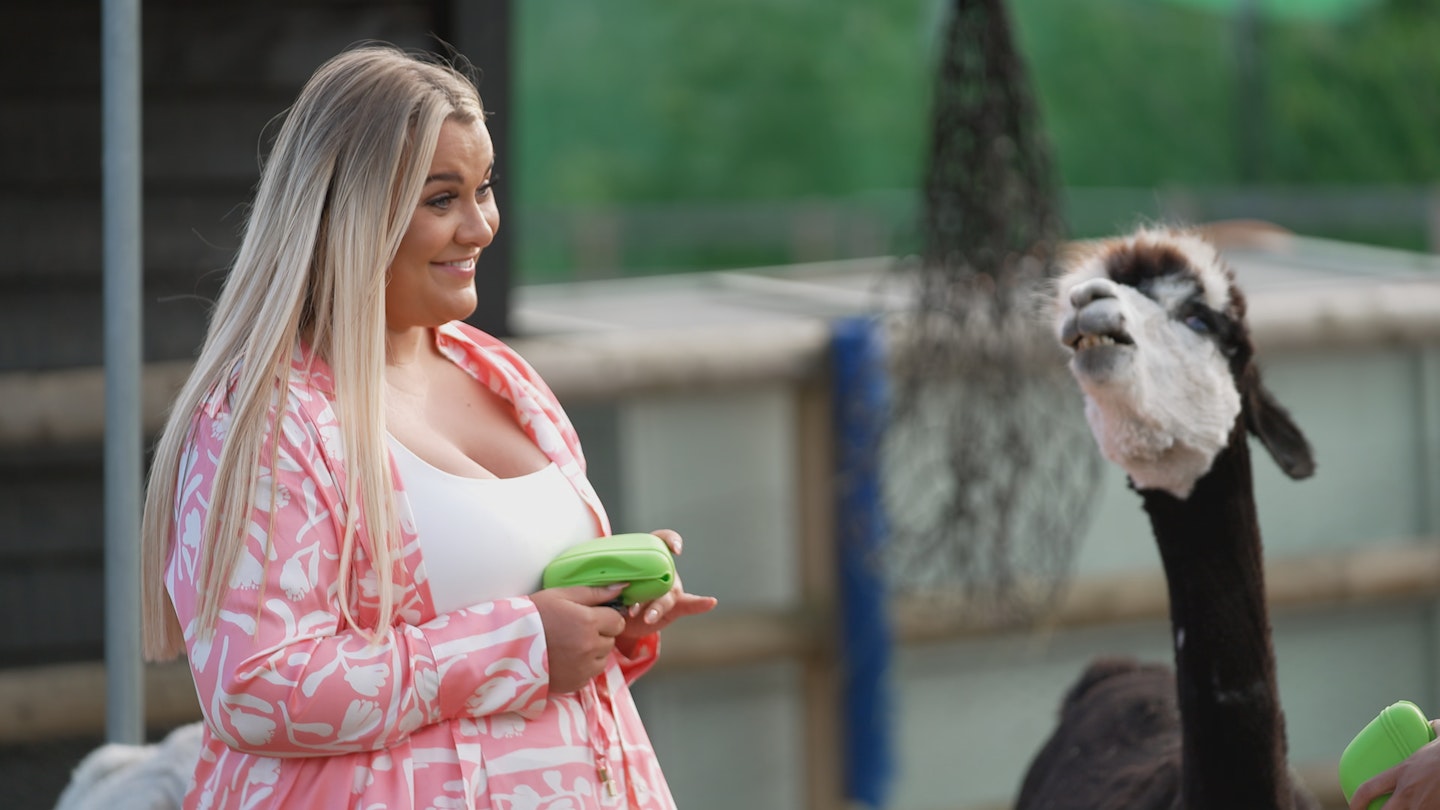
[457,201,497,248]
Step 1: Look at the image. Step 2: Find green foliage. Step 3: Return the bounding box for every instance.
[1012,0,1440,186]
[516,0,935,206]
[1262,8,1440,182]
[513,0,1440,280]
[1011,0,1241,186]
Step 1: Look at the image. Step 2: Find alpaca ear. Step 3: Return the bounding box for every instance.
[1241,369,1316,480]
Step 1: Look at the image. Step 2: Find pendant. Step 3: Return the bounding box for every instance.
[598,763,618,798]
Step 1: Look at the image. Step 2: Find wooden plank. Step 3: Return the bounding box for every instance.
[0,4,99,92]
[652,610,822,672]
[143,3,435,91]
[0,361,188,444]
[0,192,246,283]
[4,544,1438,742]
[0,451,107,664]
[0,469,103,556]
[0,660,198,744]
[0,1,434,94]
[0,322,833,441]
[0,290,213,370]
[891,543,1440,644]
[517,323,832,403]
[0,567,104,663]
[0,97,288,185]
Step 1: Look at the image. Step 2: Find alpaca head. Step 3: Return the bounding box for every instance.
[1053,226,1314,498]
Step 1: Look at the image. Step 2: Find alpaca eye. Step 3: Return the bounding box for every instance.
[1183,314,1211,334]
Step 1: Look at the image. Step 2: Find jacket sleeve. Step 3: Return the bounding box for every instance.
[614,634,659,684]
[165,388,552,758]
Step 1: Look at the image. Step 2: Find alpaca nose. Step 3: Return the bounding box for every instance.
[1069,277,1120,309]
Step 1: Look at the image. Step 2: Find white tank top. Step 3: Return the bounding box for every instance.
[388,436,599,614]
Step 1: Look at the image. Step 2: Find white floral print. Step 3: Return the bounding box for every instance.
[167,323,672,809]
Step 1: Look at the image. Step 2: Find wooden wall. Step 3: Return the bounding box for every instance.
[0,0,513,667]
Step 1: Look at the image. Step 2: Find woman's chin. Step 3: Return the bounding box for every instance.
[449,298,479,324]
[435,290,478,324]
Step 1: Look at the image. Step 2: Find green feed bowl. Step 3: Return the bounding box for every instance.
[1340,700,1436,810]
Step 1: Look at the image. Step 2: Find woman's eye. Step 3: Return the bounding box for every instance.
[426,193,454,210]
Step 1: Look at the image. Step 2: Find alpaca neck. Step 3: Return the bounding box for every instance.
[1140,423,1294,809]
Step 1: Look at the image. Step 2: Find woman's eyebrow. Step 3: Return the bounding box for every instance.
[424,161,495,185]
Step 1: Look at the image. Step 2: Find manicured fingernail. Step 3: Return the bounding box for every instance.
[645,608,659,624]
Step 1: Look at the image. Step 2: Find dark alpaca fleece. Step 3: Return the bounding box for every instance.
[1142,423,1314,810]
[1015,426,1319,809]
[1018,231,1319,810]
[1016,658,1183,808]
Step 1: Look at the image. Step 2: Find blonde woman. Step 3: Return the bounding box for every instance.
[140,45,716,810]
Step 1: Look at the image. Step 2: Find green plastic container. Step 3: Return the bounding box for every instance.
[1340,700,1437,810]
[542,533,676,606]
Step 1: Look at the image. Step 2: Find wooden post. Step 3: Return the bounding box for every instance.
[1418,347,1440,713]
[796,372,844,810]
[1428,186,1440,254]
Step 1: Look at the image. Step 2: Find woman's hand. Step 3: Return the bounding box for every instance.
[531,584,629,694]
[1350,722,1440,809]
[618,529,718,646]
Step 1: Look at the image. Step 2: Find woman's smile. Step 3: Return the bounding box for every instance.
[432,256,478,279]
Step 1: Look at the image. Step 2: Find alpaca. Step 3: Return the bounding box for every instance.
[52,722,202,810]
[1014,226,1319,810]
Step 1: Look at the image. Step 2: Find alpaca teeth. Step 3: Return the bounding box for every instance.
[1075,334,1117,351]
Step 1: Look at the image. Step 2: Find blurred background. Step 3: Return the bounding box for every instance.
[511,0,1440,281]
[3,0,1440,809]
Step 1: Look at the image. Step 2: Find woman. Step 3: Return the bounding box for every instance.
[139,45,716,809]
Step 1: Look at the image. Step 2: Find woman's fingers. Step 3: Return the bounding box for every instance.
[636,593,717,634]
[597,606,627,637]
[531,587,630,693]
[610,530,717,637]
[642,588,677,625]
[649,529,683,556]
[623,581,718,640]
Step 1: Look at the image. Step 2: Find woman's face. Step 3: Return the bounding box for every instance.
[385,117,500,333]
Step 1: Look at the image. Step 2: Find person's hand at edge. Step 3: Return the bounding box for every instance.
[1350,721,1440,810]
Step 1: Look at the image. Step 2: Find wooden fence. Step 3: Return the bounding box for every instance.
[4,255,1440,808]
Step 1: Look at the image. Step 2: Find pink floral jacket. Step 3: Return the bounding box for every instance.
[165,322,674,810]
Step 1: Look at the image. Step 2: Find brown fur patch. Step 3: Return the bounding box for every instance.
[1104,243,1197,291]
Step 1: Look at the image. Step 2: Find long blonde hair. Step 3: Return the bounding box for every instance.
[141,45,486,661]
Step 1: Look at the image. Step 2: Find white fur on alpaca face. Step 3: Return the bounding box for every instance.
[1055,238,1241,499]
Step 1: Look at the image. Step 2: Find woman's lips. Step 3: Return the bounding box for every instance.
[432,257,477,277]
